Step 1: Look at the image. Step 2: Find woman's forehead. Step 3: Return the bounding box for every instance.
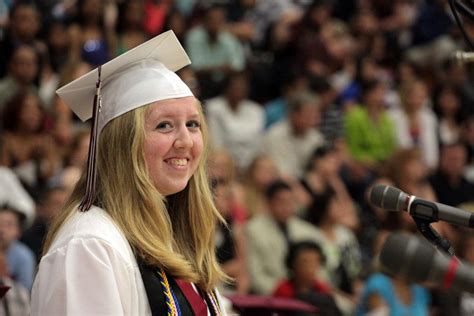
[146,97,199,117]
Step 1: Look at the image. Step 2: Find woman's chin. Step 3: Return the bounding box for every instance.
[157,181,189,197]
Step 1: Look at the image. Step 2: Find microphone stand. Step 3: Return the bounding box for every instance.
[413,217,458,259]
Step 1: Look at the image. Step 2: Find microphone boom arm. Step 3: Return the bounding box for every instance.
[413,216,457,257]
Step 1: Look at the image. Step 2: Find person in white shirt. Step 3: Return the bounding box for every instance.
[31,31,228,316]
[206,72,264,172]
[263,91,325,179]
[388,80,439,169]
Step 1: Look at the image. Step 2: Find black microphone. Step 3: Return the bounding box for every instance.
[380,232,474,293]
[369,184,474,227]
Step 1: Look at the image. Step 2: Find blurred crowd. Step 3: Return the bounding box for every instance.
[1,0,474,315]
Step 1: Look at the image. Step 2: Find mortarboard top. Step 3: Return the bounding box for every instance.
[55,30,194,211]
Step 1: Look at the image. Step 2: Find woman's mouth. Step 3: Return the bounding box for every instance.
[165,158,189,167]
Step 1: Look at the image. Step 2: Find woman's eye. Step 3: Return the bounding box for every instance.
[187,120,201,129]
[156,122,172,130]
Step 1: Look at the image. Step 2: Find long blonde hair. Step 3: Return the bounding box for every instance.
[43,100,226,290]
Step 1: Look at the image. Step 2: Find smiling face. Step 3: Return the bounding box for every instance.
[143,97,203,196]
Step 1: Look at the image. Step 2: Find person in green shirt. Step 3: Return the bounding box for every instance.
[344,80,397,168]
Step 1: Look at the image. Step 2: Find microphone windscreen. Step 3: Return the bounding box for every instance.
[380,233,408,275]
[380,233,436,282]
[369,185,404,211]
[369,184,386,208]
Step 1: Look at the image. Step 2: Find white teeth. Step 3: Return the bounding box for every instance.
[167,159,188,166]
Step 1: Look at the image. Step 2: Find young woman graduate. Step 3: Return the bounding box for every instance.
[31,30,228,316]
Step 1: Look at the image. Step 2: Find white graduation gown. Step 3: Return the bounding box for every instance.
[31,207,150,315]
[31,206,226,316]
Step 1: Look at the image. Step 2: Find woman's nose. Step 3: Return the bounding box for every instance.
[174,127,193,149]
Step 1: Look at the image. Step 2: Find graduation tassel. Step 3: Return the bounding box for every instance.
[79,65,102,212]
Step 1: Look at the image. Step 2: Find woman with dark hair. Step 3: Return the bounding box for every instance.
[302,144,359,231]
[305,187,361,298]
[432,83,464,146]
[0,91,59,200]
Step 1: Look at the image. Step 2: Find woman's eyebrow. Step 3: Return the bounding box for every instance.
[147,112,200,121]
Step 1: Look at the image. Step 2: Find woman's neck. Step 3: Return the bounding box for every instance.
[367,105,381,121]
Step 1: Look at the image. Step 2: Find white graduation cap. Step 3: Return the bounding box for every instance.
[57,30,193,132]
[55,30,194,211]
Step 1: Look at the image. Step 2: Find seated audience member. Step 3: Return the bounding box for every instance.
[240,154,310,219]
[185,4,245,99]
[0,205,35,290]
[264,72,309,129]
[0,248,30,315]
[342,79,396,205]
[263,91,325,179]
[245,180,325,295]
[273,241,342,316]
[356,230,431,316]
[206,72,265,172]
[213,178,249,295]
[240,154,279,218]
[208,148,247,224]
[432,83,463,146]
[48,129,90,194]
[0,1,45,76]
[388,80,439,169]
[0,45,39,109]
[305,187,361,296]
[0,91,60,200]
[302,145,359,231]
[429,143,474,207]
[21,186,69,261]
[344,79,397,169]
[311,77,345,145]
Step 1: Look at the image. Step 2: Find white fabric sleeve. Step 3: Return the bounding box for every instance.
[31,238,136,316]
[0,167,35,227]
